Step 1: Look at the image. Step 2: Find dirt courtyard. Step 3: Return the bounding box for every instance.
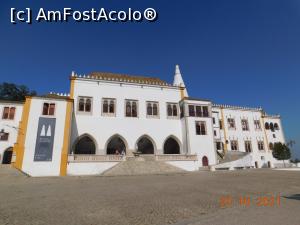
[0,166,299,225]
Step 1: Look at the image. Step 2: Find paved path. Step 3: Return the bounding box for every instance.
[0,167,299,225]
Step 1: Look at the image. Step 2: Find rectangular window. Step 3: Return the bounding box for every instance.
[78,97,92,113]
[2,107,16,120]
[254,120,261,130]
[219,120,223,129]
[167,103,178,118]
[214,130,217,136]
[102,98,116,116]
[231,140,239,150]
[241,119,249,131]
[125,100,138,117]
[213,117,216,124]
[258,141,264,150]
[245,141,252,152]
[188,105,195,117]
[42,103,56,116]
[147,101,159,118]
[216,142,223,150]
[0,132,9,141]
[227,118,236,129]
[188,105,210,117]
[196,121,207,135]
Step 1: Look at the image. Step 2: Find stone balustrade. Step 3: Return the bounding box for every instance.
[68,154,124,162]
[155,154,198,161]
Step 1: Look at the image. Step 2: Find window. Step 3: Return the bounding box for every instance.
[270,123,274,132]
[213,117,216,124]
[241,119,249,131]
[214,130,217,136]
[189,105,195,117]
[274,123,279,130]
[188,105,210,117]
[2,107,16,120]
[102,98,115,115]
[216,142,223,150]
[146,102,159,117]
[0,132,9,141]
[227,118,236,129]
[269,142,274,150]
[195,121,207,135]
[42,103,55,116]
[219,120,223,129]
[273,134,276,138]
[78,97,92,113]
[125,100,138,117]
[254,120,261,130]
[245,141,252,152]
[167,103,178,117]
[231,140,239,150]
[258,141,264,150]
[265,122,269,130]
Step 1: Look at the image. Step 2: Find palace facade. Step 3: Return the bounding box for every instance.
[0,66,286,176]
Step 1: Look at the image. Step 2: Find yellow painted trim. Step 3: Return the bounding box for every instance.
[220,107,228,153]
[261,113,270,151]
[70,78,75,99]
[13,97,32,170]
[180,87,185,99]
[59,100,73,176]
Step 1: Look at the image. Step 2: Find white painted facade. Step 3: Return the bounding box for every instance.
[0,66,288,176]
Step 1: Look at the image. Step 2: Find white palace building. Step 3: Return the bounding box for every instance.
[0,66,286,176]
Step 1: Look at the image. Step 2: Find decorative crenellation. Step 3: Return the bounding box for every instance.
[71,71,173,87]
[213,103,263,112]
[49,92,70,97]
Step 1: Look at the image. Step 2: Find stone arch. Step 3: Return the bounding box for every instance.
[202,156,209,166]
[105,134,128,155]
[72,134,97,154]
[163,135,181,154]
[2,147,13,164]
[135,135,156,154]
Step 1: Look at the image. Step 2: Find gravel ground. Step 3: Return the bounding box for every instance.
[0,166,299,225]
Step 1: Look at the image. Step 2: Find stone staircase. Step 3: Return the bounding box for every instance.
[218,151,248,164]
[101,156,184,176]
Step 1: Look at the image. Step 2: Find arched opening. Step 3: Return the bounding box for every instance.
[74,135,96,154]
[107,135,127,155]
[270,123,274,132]
[274,123,279,130]
[202,156,209,166]
[163,137,180,154]
[265,122,269,130]
[2,147,13,164]
[136,136,155,154]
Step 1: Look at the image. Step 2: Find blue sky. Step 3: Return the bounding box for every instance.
[1,0,299,158]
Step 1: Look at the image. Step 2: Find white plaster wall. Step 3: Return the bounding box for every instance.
[67,162,119,175]
[22,98,68,176]
[71,79,183,154]
[0,102,23,163]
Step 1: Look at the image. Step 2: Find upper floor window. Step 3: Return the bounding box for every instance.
[227,118,236,129]
[0,131,9,141]
[78,97,92,113]
[265,122,269,130]
[2,107,16,120]
[216,142,223,150]
[146,101,159,117]
[245,140,252,152]
[241,119,249,131]
[167,103,178,118]
[254,120,261,130]
[269,142,274,150]
[231,140,239,150]
[258,141,264,150]
[42,103,55,116]
[219,120,223,129]
[195,121,207,135]
[274,123,279,130]
[102,98,115,116]
[188,105,209,117]
[213,117,216,124]
[270,123,275,132]
[125,100,138,117]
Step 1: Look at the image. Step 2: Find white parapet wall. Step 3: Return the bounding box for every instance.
[67,162,120,176]
[166,160,198,171]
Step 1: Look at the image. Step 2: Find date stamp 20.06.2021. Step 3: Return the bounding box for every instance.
[220,194,281,208]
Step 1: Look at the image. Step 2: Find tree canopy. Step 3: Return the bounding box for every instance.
[272,142,291,164]
[0,83,36,101]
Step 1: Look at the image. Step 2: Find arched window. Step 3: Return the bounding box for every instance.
[136,136,155,154]
[125,100,138,117]
[2,147,13,164]
[270,123,274,132]
[85,99,91,112]
[126,101,131,117]
[109,100,114,113]
[74,135,96,154]
[103,100,108,113]
[107,136,127,155]
[164,137,180,154]
[9,107,16,119]
[167,104,172,116]
[269,142,274,150]
[147,103,153,116]
[42,103,49,115]
[202,156,209,166]
[132,102,137,117]
[265,122,269,130]
[153,103,158,116]
[172,105,178,116]
[79,98,85,111]
[274,123,279,130]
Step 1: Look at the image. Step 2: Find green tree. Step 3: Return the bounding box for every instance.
[0,83,36,101]
[272,142,291,167]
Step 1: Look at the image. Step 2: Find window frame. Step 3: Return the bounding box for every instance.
[227,118,236,130]
[102,98,116,117]
[230,140,239,151]
[41,102,56,117]
[258,141,264,151]
[0,132,9,141]
[146,101,159,118]
[125,99,139,118]
[245,140,252,152]
[166,103,179,119]
[77,96,93,114]
[2,106,16,120]
[241,119,250,131]
[195,121,207,135]
[254,120,261,130]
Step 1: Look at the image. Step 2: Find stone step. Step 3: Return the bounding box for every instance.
[101,160,184,176]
